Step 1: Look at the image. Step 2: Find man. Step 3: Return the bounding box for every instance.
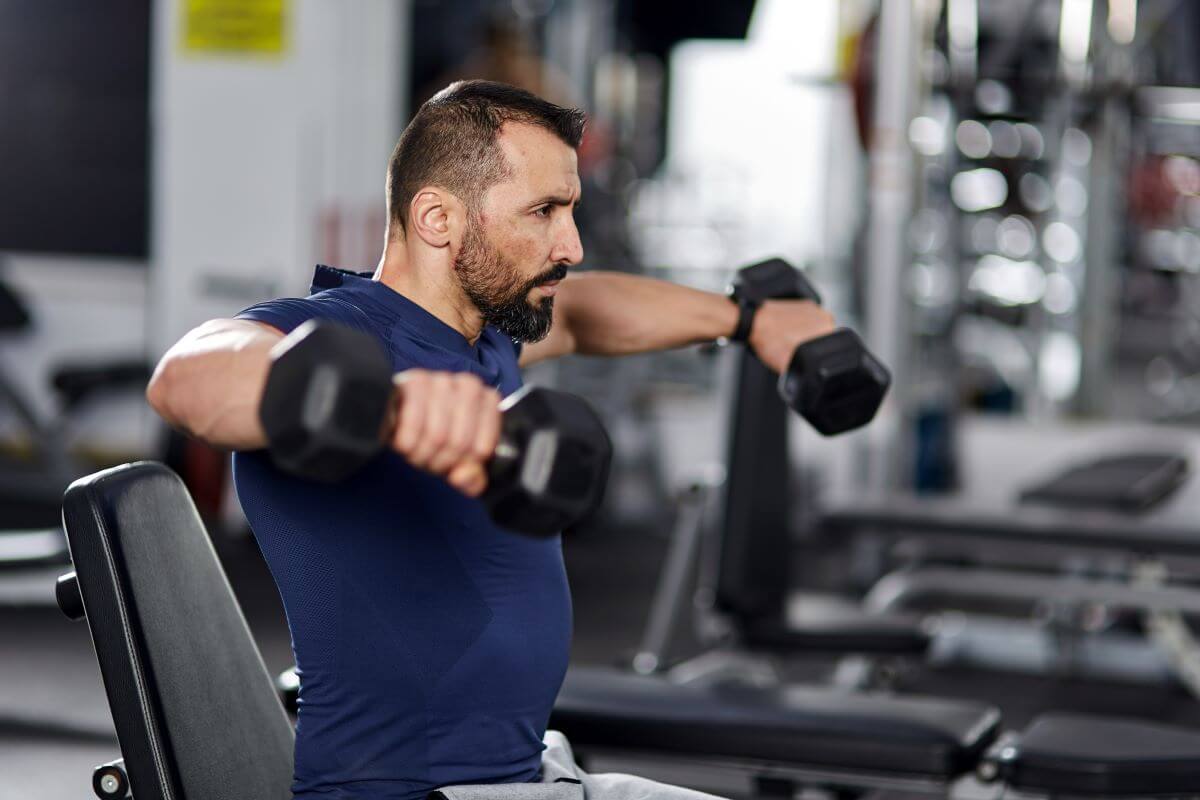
[148,81,834,800]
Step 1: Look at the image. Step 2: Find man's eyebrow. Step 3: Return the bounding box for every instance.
[531,194,581,208]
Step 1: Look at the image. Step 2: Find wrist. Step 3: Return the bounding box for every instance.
[725,287,759,345]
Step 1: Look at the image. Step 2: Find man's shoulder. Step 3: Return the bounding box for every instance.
[235,291,379,335]
[235,267,394,335]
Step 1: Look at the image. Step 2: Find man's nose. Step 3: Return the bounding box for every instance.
[553,219,584,266]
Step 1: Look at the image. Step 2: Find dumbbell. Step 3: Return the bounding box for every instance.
[731,258,890,435]
[258,320,612,537]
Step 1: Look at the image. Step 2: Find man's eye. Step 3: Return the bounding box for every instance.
[534,205,552,218]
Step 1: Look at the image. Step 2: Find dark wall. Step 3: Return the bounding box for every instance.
[0,1,151,258]
[617,0,754,60]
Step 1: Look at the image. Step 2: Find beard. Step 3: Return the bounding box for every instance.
[453,219,567,343]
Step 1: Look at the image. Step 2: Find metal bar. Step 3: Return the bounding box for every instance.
[864,565,1200,616]
[863,0,921,490]
[632,482,713,675]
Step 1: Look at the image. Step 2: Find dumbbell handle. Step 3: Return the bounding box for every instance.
[383,386,556,529]
[375,379,521,474]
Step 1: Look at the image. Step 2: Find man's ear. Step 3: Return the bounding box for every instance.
[409,188,465,249]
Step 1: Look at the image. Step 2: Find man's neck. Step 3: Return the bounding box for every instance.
[373,243,486,345]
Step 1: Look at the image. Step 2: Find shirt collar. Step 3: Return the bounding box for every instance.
[309,264,480,359]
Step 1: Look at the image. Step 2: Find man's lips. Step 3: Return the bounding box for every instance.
[538,280,560,295]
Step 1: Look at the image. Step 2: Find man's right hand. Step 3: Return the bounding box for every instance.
[389,370,503,497]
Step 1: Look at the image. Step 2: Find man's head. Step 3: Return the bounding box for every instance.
[387,80,586,342]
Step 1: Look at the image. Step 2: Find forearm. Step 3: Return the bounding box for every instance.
[559,271,737,356]
[146,319,282,450]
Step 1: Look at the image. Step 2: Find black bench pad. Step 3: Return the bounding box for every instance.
[993,713,1200,796]
[551,667,999,779]
[62,462,294,800]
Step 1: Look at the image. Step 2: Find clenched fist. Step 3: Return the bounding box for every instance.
[390,370,502,497]
[747,299,836,374]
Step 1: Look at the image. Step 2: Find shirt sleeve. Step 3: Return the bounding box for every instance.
[235,298,323,335]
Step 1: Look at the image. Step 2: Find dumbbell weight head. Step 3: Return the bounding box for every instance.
[731,257,821,304]
[259,320,395,482]
[484,386,612,537]
[780,328,891,435]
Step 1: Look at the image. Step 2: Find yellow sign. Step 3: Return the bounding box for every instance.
[182,0,287,55]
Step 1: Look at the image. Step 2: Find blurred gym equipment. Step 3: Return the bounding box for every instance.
[823,420,1200,694]
[0,271,149,574]
[630,339,927,688]
[632,259,921,683]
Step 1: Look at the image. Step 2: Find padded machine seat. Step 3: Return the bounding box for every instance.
[60,462,294,800]
[984,713,1200,796]
[552,667,1000,782]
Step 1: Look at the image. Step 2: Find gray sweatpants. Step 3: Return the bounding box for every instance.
[430,730,729,800]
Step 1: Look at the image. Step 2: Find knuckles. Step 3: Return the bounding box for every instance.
[392,370,499,476]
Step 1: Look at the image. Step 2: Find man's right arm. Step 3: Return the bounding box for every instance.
[146,318,284,451]
[147,319,503,495]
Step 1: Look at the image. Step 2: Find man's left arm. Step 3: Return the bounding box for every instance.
[519,271,835,374]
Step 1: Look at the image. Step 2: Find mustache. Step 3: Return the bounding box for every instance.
[528,263,569,290]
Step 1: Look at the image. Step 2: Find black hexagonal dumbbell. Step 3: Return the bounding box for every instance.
[731,258,891,435]
[259,320,612,536]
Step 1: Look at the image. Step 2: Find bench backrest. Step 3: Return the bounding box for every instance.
[62,461,294,800]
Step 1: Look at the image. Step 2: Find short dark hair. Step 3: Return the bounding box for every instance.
[387,80,586,235]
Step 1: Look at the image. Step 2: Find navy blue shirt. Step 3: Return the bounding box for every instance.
[232,266,572,800]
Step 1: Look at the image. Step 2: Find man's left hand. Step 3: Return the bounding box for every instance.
[746,299,836,374]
